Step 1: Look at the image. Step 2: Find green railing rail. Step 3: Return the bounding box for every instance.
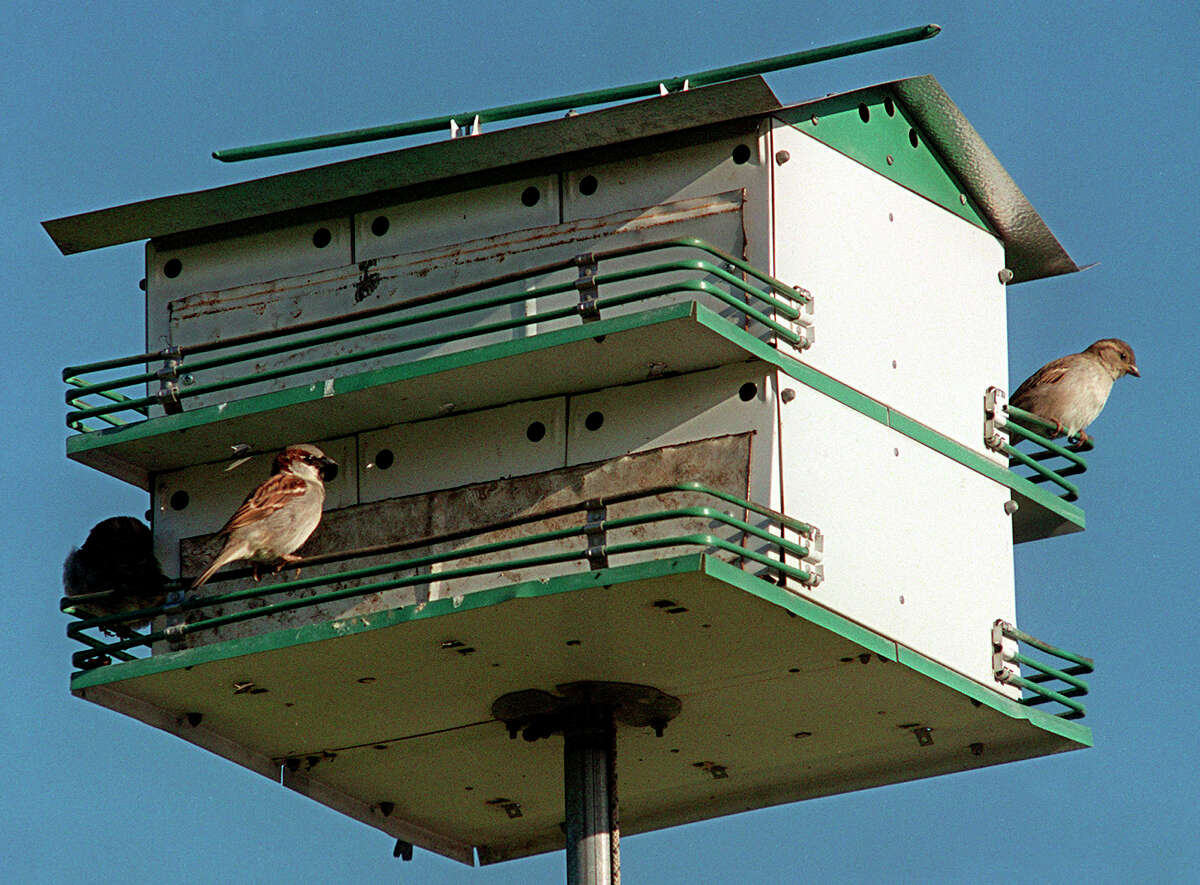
[63,237,811,432]
[213,24,941,162]
[983,387,1091,502]
[991,620,1092,720]
[62,482,823,671]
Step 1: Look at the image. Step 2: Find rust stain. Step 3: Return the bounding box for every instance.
[354,259,382,303]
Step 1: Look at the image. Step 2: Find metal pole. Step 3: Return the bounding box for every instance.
[563,703,617,885]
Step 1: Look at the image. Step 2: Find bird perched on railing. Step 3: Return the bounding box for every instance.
[191,444,338,589]
[1010,338,1139,444]
[63,516,166,636]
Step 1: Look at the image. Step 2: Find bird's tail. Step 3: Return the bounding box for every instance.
[191,551,232,590]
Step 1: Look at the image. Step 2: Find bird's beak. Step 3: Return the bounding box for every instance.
[319,458,339,482]
[1128,364,1140,378]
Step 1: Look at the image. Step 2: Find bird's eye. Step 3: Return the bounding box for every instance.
[1120,353,1128,361]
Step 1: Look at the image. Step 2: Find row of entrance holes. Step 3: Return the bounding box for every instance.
[159,142,756,279]
[370,381,760,469]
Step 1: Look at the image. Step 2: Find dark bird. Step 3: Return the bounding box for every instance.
[191,444,337,589]
[1010,338,1139,443]
[63,516,167,635]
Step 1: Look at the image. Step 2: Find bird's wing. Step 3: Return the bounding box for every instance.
[217,473,309,535]
[1011,359,1072,402]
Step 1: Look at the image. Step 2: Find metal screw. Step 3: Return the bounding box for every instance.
[1004,500,1019,516]
[998,268,1014,284]
[886,154,894,165]
[960,194,967,205]
[810,115,819,125]
[781,388,796,404]
[775,150,791,165]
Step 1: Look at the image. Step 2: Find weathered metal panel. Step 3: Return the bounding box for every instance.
[162,191,748,413]
[353,175,560,261]
[561,129,763,224]
[174,434,754,648]
[359,399,568,502]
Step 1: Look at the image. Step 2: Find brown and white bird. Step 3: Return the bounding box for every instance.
[191,444,338,589]
[63,516,167,635]
[1010,338,1139,442]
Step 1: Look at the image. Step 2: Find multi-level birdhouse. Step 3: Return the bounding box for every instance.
[49,68,1095,870]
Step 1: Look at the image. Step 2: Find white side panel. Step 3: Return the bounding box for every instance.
[777,376,1017,694]
[770,123,1008,463]
[358,398,567,502]
[151,437,358,579]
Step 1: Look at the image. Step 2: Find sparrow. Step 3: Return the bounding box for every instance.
[63,516,167,636]
[1010,338,1139,443]
[191,444,338,589]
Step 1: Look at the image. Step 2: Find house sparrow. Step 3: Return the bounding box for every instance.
[1010,338,1139,442]
[63,516,167,636]
[191,444,338,589]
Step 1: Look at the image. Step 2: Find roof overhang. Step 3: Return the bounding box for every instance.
[43,74,1077,282]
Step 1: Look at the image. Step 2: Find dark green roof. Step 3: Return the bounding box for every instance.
[43,75,1076,282]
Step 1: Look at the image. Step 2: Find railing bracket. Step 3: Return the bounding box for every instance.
[574,252,600,322]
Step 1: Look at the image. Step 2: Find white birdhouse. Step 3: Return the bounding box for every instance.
[49,66,1095,871]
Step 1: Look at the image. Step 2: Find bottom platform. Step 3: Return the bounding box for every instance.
[71,553,1091,866]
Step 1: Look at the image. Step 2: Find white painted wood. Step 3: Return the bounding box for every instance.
[354,175,559,261]
[769,122,1009,464]
[359,398,567,502]
[775,372,1018,694]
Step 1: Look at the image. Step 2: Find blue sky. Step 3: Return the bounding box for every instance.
[4,3,1197,882]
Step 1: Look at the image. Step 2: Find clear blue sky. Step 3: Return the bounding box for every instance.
[4,3,1196,882]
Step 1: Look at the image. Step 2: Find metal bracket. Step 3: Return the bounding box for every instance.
[156,345,184,415]
[792,286,815,350]
[780,524,824,588]
[584,500,608,570]
[449,115,481,138]
[990,619,1016,683]
[573,253,600,322]
[983,386,1008,452]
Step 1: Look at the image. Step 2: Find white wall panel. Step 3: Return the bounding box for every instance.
[776,375,1017,693]
[770,122,1009,464]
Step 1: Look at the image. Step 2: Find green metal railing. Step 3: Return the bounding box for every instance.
[992,620,1092,719]
[62,237,810,432]
[984,388,1090,502]
[213,24,940,162]
[63,482,822,671]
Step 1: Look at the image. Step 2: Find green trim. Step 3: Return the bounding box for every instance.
[214,26,940,162]
[66,301,701,457]
[698,557,896,661]
[896,645,1093,746]
[66,299,1085,532]
[70,554,708,688]
[70,552,1090,750]
[688,307,1086,529]
[777,88,992,232]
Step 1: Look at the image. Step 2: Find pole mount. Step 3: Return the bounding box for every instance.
[492,681,682,741]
